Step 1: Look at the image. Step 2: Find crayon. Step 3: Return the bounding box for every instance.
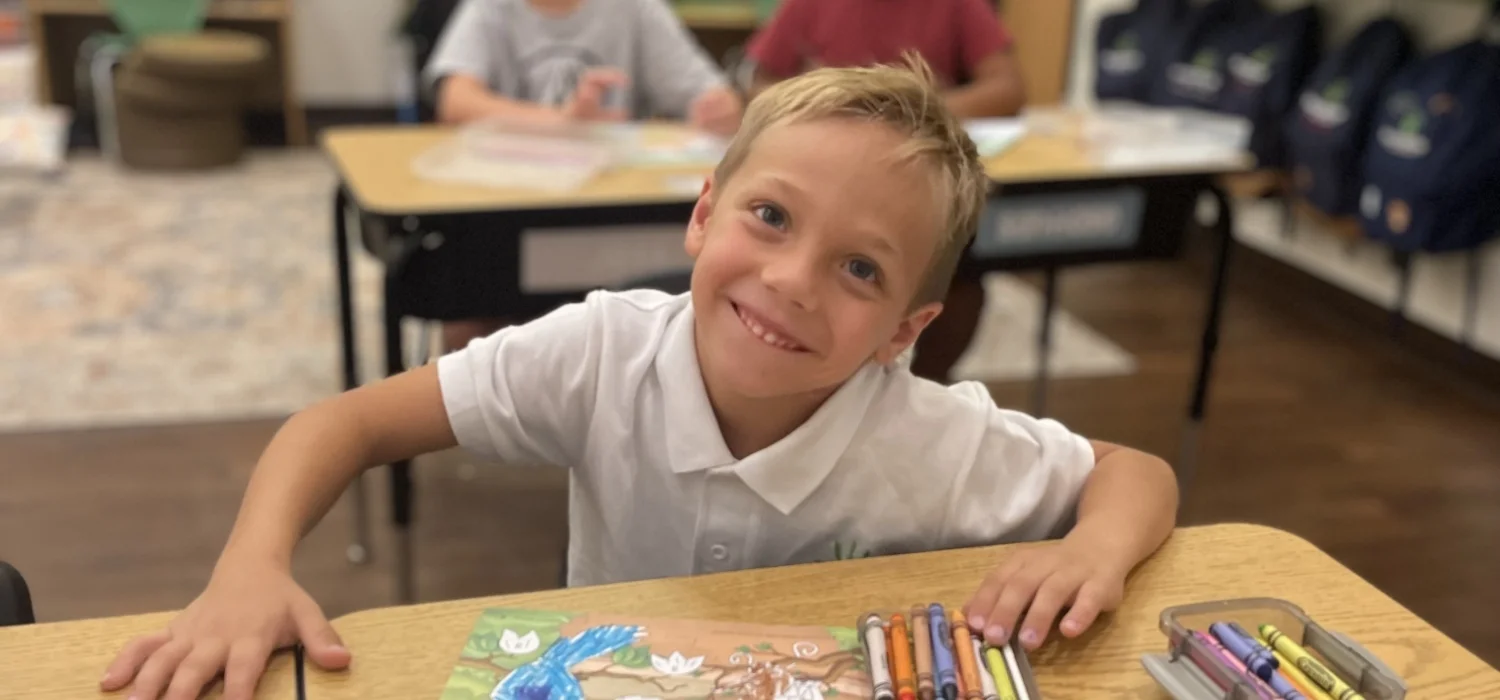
[1260,625,1366,700]
[1001,643,1032,700]
[890,614,918,700]
[912,606,937,700]
[1211,622,1278,680]
[1273,650,1334,700]
[983,645,1018,700]
[971,638,1000,700]
[929,604,960,700]
[1194,631,1276,700]
[1233,627,1307,700]
[860,613,897,700]
[951,612,984,700]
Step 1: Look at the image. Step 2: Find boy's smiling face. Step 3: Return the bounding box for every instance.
[685,117,946,402]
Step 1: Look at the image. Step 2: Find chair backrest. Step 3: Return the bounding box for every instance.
[109,0,209,42]
[0,561,35,627]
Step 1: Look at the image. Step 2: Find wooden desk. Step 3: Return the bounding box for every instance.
[0,610,300,699]
[24,0,308,146]
[305,524,1500,698]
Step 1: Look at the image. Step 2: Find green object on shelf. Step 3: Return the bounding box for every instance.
[109,0,209,41]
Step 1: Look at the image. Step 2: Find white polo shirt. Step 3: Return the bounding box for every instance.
[438,290,1095,587]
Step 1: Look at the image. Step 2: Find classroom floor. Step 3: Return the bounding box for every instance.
[3,240,1498,667]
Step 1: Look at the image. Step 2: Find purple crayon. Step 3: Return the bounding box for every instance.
[1210,622,1278,681]
[1227,624,1306,700]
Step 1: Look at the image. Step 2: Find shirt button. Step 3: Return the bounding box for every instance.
[710,544,729,560]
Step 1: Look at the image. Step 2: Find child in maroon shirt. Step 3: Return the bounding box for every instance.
[747,0,1026,381]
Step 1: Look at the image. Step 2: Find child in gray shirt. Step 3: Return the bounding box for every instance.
[424,0,743,133]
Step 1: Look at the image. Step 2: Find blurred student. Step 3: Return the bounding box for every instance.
[745,0,1026,382]
[424,0,746,349]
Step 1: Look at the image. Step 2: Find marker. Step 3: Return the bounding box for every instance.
[929,604,959,700]
[1195,631,1276,700]
[1211,622,1278,680]
[1273,650,1335,700]
[971,638,999,700]
[1260,625,1366,700]
[951,612,983,700]
[890,614,917,700]
[1001,643,1032,700]
[860,613,896,700]
[983,646,1018,700]
[912,606,936,700]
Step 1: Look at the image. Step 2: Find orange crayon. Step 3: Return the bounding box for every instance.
[951,611,984,700]
[890,614,918,700]
[912,606,937,700]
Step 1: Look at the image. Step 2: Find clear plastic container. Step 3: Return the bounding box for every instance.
[1142,598,1407,700]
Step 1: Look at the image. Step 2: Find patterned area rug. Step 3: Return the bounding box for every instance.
[0,151,1134,432]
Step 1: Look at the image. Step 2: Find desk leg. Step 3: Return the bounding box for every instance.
[1178,186,1235,502]
[335,187,372,565]
[1031,268,1059,418]
[383,271,416,604]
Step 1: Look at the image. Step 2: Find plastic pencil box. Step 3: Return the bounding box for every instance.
[862,607,1044,700]
[1141,597,1409,700]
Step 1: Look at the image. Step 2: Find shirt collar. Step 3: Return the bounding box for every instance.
[656,299,887,515]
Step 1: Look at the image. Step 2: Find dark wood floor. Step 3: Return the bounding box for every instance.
[3,242,1498,667]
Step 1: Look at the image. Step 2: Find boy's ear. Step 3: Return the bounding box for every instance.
[684,175,716,259]
[873,302,944,366]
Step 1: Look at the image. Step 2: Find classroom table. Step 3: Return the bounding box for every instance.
[0,610,301,699]
[322,118,1251,603]
[302,523,1500,699]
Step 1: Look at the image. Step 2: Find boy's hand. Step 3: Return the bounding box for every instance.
[688,86,743,136]
[563,68,630,122]
[961,535,1128,651]
[100,559,349,700]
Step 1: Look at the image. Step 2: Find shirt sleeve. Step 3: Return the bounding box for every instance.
[745,0,814,79]
[953,0,1014,79]
[942,384,1096,543]
[436,293,607,469]
[634,0,730,118]
[422,0,505,94]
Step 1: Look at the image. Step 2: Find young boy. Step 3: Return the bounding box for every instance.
[745,0,1027,382]
[100,57,1177,700]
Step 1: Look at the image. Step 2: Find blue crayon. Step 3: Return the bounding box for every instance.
[929,604,959,700]
[1210,622,1278,681]
[1227,623,1306,700]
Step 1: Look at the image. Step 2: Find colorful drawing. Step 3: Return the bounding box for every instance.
[441,609,873,700]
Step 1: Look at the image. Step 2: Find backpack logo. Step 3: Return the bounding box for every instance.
[1227,45,1278,88]
[1100,31,1145,74]
[1387,199,1412,234]
[1376,91,1431,158]
[1298,78,1352,129]
[1167,49,1223,98]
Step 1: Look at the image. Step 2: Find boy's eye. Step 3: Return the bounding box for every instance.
[846,258,880,283]
[752,203,788,229]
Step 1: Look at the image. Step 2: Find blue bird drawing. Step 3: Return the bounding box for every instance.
[491,624,643,700]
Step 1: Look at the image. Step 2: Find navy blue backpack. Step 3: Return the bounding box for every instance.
[1150,0,1263,110]
[1359,35,1500,253]
[1214,5,1322,167]
[1093,0,1190,103]
[1286,18,1413,216]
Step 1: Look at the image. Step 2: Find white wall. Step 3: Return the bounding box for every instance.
[292,0,407,104]
[1067,0,1500,360]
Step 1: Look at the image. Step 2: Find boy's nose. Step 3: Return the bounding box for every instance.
[760,249,820,311]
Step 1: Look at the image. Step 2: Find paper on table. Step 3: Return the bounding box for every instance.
[964,118,1027,158]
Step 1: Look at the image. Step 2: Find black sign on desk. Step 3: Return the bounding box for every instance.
[973,186,1147,258]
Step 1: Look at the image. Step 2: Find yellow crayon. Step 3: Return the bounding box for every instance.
[982,646,1018,700]
[1273,649,1335,700]
[1260,625,1365,700]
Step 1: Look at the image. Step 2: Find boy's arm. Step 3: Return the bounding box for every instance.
[943,0,1026,118]
[423,0,560,124]
[436,74,566,125]
[635,0,735,119]
[1064,441,1178,576]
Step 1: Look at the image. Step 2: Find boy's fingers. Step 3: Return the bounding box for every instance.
[293,600,352,670]
[1018,572,1080,650]
[1060,580,1114,638]
[984,570,1045,645]
[101,630,171,689]
[222,640,272,700]
[129,638,193,700]
[162,642,228,700]
[964,558,1022,631]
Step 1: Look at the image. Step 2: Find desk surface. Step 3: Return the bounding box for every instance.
[322,121,1251,217]
[0,610,300,699]
[306,523,1500,699]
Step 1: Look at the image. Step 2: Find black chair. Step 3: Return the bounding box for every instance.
[0,561,36,627]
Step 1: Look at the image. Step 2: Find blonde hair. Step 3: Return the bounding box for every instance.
[714,53,989,307]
